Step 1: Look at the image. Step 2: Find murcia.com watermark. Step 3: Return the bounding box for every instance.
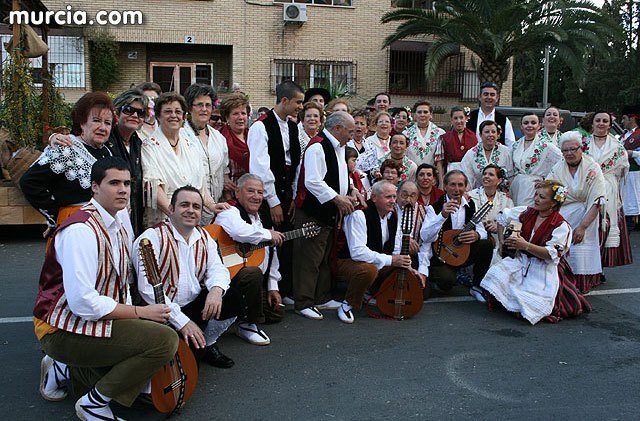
[9,5,143,26]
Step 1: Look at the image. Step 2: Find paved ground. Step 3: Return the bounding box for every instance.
[1,226,639,420]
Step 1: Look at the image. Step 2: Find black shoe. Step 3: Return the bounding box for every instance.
[202,344,234,368]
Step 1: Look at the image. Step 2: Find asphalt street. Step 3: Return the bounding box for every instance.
[1,226,639,420]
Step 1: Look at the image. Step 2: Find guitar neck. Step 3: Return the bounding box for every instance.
[246,227,308,252]
[152,283,165,305]
[401,233,411,255]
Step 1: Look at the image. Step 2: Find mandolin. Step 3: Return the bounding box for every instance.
[376,205,424,320]
[139,238,199,415]
[204,222,321,278]
[432,200,493,267]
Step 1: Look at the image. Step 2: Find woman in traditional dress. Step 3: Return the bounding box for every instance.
[461,120,513,190]
[480,180,591,324]
[441,106,477,175]
[582,111,632,267]
[142,92,228,226]
[405,100,445,179]
[621,106,640,227]
[347,109,368,155]
[539,106,563,146]
[357,111,393,181]
[469,164,514,240]
[21,92,117,231]
[414,163,445,239]
[547,131,606,292]
[182,84,232,224]
[510,113,562,206]
[378,133,417,182]
[297,101,324,154]
[219,93,250,185]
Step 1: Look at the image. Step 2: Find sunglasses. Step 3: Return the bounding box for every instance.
[121,104,146,118]
[210,115,223,122]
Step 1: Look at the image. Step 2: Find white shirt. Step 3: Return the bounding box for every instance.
[55,199,133,321]
[247,112,291,208]
[213,207,282,291]
[343,210,395,270]
[476,108,515,148]
[304,129,349,203]
[133,220,231,330]
[421,195,488,246]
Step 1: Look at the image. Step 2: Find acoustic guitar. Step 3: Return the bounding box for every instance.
[432,200,493,267]
[376,205,424,320]
[204,222,320,278]
[139,239,199,415]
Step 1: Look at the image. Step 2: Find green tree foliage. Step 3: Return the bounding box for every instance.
[1,49,39,148]
[381,0,620,90]
[88,31,120,92]
[514,0,640,112]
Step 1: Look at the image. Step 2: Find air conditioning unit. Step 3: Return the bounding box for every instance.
[283,4,307,23]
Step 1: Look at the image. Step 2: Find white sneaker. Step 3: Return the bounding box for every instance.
[236,323,271,346]
[337,301,355,324]
[40,355,68,401]
[317,299,342,310]
[282,296,295,306]
[295,306,324,320]
[470,286,486,303]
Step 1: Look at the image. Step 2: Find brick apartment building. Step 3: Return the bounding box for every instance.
[3,0,513,111]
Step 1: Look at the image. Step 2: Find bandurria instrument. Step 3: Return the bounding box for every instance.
[376,204,424,320]
[139,238,198,415]
[500,221,522,259]
[204,222,321,278]
[432,200,493,267]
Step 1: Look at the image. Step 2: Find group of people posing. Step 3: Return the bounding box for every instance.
[20,79,637,419]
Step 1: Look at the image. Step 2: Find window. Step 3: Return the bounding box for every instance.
[389,41,464,97]
[274,0,352,6]
[272,60,356,94]
[1,35,85,88]
[391,0,435,8]
[149,62,213,95]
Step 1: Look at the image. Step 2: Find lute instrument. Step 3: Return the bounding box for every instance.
[204,222,320,278]
[432,200,493,267]
[139,238,199,415]
[376,204,424,320]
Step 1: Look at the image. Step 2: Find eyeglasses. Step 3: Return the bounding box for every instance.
[121,104,146,118]
[210,115,223,122]
[193,102,213,110]
[561,146,581,154]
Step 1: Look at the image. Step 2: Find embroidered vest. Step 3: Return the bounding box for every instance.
[151,221,209,301]
[33,204,130,338]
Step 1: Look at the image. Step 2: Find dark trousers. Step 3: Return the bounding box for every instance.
[259,199,294,297]
[430,239,494,291]
[40,320,178,407]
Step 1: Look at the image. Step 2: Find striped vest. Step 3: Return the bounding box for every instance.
[33,204,131,338]
[151,221,209,301]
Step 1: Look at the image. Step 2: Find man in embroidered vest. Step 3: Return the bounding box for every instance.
[293,111,363,320]
[421,170,494,302]
[466,81,515,147]
[215,173,286,345]
[334,181,427,323]
[33,157,178,420]
[247,80,303,302]
[134,185,244,368]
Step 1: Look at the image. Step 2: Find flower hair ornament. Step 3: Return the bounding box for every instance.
[552,185,567,203]
[463,106,471,116]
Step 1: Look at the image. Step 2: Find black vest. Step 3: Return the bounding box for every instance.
[338,200,398,259]
[262,110,300,204]
[466,109,508,145]
[300,133,341,226]
[234,201,272,230]
[431,195,476,232]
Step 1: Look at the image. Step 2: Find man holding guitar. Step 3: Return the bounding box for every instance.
[214,173,286,345]
[421,170,494,301]
[133,186,245,368]
[34,157,179,420]
[335,181,427,323]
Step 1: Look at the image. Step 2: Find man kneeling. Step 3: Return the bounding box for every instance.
[34,157,178,420]
[334,181,427,323]
[134,186,244,368]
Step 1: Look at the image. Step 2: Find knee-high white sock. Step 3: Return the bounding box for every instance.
[76,387,117,420]
[44,359,69,395]
[204,316,236,346]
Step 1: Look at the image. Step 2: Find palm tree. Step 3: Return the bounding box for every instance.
[382,0,621,90]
